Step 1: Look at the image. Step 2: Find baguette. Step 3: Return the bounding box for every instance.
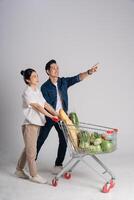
[59,109,78,147]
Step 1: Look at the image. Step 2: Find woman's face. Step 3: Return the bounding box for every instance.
[26,71,39,86]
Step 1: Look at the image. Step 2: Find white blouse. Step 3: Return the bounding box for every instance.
[22,86,46,126]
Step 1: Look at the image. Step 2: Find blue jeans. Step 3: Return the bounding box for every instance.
[36,118,67,166]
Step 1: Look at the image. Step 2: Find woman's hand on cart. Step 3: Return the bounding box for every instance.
[52,116,60,123]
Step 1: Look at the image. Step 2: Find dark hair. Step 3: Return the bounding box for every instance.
[45,59,56,73]
[20,68,36,85]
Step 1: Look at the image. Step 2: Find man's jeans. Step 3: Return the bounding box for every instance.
[36,119,67,166]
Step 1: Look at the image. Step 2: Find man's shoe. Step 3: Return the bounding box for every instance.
[52,166,63,175]
[30,174,47,184]
[15,169,29,179]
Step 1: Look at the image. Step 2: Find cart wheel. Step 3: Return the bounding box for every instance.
[102,183,111,193]
[64,172,71,179]
[52,179,58,187]
[110,179,115,188]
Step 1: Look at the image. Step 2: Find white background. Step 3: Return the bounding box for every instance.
[0,0,134,200]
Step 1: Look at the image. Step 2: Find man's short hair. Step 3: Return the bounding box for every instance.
[45,59,56,72]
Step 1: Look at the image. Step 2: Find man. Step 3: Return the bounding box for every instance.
[36,59,98,174]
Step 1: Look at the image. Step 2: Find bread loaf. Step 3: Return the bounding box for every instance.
[59,109,78,147]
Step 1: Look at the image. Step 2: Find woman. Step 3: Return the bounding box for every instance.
[15,68,59,184]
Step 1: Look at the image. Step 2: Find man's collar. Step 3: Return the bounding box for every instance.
[49,77,60,83]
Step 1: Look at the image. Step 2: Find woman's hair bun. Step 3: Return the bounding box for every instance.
[20,70,25,76]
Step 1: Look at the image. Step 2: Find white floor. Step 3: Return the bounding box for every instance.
[0,153,134,200]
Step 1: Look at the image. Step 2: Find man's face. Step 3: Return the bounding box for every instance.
[48,63,59,78]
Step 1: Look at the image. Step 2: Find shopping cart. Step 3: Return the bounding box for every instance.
[51,120,118,193]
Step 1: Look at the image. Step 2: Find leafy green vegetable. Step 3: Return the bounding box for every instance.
[69,112,79,126]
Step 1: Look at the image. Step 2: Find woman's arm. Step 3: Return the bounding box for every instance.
[30,103,56,119]
[44,102,59,116]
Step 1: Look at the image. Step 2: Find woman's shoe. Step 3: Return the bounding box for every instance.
[52,166,63,175]
[30,174,47,184]
[15,169,29,179]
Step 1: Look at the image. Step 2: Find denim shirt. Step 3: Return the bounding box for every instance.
[41,74,81,112]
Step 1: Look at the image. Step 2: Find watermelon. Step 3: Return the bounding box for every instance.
[101,140,113,153]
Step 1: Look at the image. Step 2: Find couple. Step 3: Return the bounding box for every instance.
[15,59,98,184]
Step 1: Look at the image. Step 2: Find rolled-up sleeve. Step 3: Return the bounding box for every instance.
[65,74,81,88]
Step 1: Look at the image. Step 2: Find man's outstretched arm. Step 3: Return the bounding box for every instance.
[79,63,99,81]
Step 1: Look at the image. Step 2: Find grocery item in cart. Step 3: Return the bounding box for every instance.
[78,130,116,154]
[69,112,79,126]
[59,109,78,147]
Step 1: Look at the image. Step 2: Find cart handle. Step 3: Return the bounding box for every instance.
[79,122,118,133]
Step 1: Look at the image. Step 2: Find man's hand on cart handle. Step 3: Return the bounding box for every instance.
[87,63,99,75]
